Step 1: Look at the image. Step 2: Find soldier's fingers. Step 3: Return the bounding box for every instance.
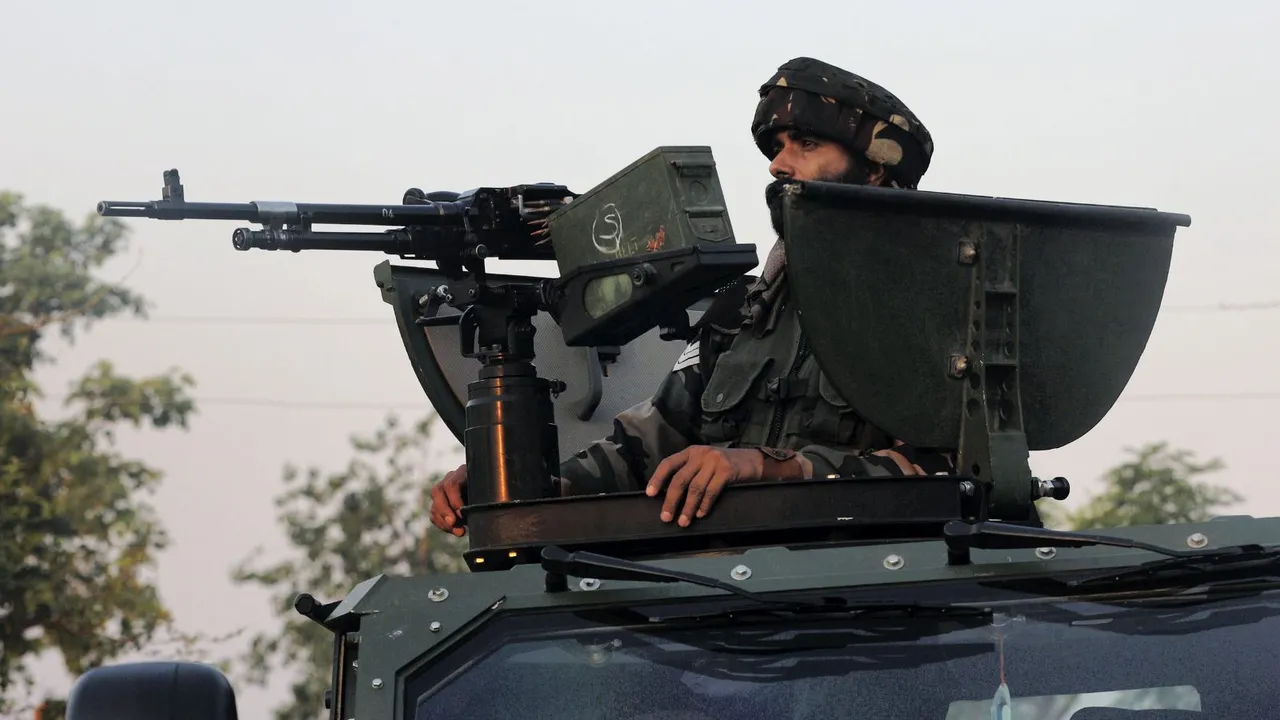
[428,486,447,521]
[661,458,705,522]
[429,496,451,524]
[430,502,459,533]
[912,463,926,476]
[677,465,717,527]
[872,449,917,475]
[645,454,675,496]
[647,462,673,497]
[443,482,466,522]
[696,474,730,519]
[647,449,691,497]
[429,507,449,532]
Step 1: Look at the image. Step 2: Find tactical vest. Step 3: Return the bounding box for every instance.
[695,290,891,456]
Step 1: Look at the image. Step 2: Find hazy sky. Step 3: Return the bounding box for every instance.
[5,1,1279,716]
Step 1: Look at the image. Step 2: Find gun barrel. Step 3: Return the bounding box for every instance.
[96,199,475,227]
[96,200,262,221]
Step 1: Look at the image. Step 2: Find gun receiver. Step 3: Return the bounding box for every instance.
[97,168,576,275]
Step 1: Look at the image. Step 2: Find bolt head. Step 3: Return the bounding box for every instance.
[1187,532,1209,549]
[730,564,752,581]
[883,554,905,570]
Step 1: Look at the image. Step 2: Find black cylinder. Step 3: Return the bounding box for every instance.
[464,362,561,505]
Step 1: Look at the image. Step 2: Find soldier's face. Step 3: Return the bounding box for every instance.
[767,130,854,182]
[764,130,886,236]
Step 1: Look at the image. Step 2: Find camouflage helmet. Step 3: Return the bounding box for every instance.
[751,57,935,189]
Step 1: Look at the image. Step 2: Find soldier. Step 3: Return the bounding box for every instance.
[430,56,953,536]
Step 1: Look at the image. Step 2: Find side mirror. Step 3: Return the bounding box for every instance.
[66,661,238,720]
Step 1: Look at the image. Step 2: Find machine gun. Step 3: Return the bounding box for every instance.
[98,170,572,269]
[97,146,759,510]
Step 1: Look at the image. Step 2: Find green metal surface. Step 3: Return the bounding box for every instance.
[780,180,1188,519]
[546,146,734,274]
[781,181,1185,452]
[341,516,1280,720]
[545,146,735,320]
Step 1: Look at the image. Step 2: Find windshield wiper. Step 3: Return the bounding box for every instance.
[943,520,1229,564]
[1067,546,1280,588]
[540,545,829,609]
[541,545,1001,647]
[943,519,1280,587]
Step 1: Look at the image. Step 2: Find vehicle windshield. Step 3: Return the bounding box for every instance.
[408,579,1280,719]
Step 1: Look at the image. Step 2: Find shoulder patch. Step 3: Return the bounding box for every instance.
[671,340,700,372]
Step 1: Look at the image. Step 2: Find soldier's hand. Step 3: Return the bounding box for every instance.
[429,463,469,537]
[645,446,763,528]
[870,446,927,475]
[870,440,953,476]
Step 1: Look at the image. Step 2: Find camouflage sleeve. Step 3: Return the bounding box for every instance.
[798,444,957,479]
[557,338,708,495]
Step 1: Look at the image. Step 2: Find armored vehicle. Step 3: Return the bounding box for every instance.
[68,148,1279,719]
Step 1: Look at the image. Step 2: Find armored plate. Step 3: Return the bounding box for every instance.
[781,181,1190,450]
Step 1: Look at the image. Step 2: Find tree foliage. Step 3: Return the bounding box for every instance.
[0,191,206,712]
[1039,441,1243,531]
[231,412,466,720]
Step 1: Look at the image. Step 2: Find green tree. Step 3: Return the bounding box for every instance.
[0,191,209,712]
[1038,441,1243,531]
[231,412,467,720]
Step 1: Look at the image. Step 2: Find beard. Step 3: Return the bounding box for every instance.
[766,165,872,237]
[765,179,788,237]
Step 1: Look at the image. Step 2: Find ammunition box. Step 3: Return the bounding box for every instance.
[546,145,737,277]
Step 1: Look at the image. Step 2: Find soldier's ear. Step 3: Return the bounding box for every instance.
[867,162,888,186]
